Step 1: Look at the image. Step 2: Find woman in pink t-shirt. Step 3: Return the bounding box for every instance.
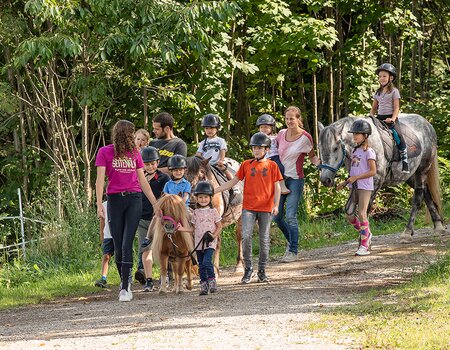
[95,120,156,302]
[274,106,320,263]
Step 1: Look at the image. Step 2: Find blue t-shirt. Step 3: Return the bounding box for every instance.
[163,178,192,205]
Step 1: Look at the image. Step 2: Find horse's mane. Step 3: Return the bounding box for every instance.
[186,155,213,180]
[150,194,194,264]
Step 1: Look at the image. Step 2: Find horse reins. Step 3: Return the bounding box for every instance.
[318,138,348,173]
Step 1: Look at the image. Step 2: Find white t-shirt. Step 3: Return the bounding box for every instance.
[265,135,279,158]
[197,136,227,165]
[102,201,112,239]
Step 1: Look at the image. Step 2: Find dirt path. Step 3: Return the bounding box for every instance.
[0,228,448,350]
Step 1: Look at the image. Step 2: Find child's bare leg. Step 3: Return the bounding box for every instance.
[143,249,153,279]
[101,254,111,278]
[280,180,290,194]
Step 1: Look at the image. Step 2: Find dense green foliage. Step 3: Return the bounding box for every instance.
[1,1,449,277]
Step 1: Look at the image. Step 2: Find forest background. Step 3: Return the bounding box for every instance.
[0,0,449,282]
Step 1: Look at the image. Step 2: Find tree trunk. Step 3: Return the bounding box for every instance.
[143,87,148,130]
[312,72,318,149]
[82,104,92,209]
[225,22,236,143]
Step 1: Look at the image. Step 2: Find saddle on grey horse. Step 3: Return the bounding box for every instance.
[370,117,421,163]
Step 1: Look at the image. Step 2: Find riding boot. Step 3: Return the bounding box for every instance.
[399,150,410,174]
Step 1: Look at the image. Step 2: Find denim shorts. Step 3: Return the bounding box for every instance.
[102,238,114,256]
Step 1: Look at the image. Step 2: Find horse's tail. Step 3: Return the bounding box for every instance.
[150,217,163,265]
[426,149,442,221]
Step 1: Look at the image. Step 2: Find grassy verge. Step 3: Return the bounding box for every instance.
[1,203,448,310]
[306,252,450,349]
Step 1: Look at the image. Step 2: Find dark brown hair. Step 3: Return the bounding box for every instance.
[112,120,136,158]
[153,112,174,129]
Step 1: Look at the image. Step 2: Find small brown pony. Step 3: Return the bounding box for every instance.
[150,194,194,294]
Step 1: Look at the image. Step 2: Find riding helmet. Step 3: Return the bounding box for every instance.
[193,181,214,196]
[249,132,272,147]
[140,146,160,163]
[348,119,372,135]
[201,114,221,128]
[167,154,187,170]
[256,114,276,126]
[375,63,397,81]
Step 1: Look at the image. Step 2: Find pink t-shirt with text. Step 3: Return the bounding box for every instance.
[95,144,144,195]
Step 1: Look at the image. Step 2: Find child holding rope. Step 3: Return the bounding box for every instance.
[336,119,377,256]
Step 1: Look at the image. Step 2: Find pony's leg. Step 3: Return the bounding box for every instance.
[400,185,425,243]
[213,235,221,277]
[235,217,244,273]
[423,186,446,235]
[159,254,169,295]
[185,260,193,290]
[174,260,184,294]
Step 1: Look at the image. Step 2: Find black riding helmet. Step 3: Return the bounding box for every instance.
[140,146,160,163]
[348,119,372,135]
[249,132,271,147]
[375,63,397,81]
[256,114,275,126]
[167,155,187,170]
[193,181,214,196]
[201,114,221,128]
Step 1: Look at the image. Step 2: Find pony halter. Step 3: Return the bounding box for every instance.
[318,138,347,173]
[161,214,180,234]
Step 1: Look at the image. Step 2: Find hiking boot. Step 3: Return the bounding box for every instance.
[400,150,410,174]
[240,267,254,284]
[134,269,146,285]
[280,251,298,263]
[94,278,107,288]
[402,161,410,174]
[208,278,218,293]
[199,281,209,296]
[143,278,154,292]
[118,288,133,302]
[257,270,269,283]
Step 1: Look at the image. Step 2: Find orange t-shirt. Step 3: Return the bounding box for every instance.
[236,158,283,212]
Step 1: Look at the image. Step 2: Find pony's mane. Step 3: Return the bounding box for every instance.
[186,155,213,180]
[150,194,194,264]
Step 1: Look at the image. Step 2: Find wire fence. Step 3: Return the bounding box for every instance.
[0,188,49,259]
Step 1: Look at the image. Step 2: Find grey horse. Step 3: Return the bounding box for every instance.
[318,114,445,242]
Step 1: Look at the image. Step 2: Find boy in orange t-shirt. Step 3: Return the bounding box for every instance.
[215,132,282,284]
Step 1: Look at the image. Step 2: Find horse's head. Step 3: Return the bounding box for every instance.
[155,194,189,229]
[318,123,348,187]
[186,155,213,187]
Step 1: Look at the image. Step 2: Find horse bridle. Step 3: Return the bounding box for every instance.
[318,138,348,173]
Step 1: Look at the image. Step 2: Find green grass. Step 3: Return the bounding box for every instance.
[306,252,450,349]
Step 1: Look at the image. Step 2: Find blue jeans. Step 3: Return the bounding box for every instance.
[196,248,215,282]
[273,178,304,254]
[241,209,272,270]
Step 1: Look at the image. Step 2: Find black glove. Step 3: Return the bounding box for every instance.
[203,231,215,245]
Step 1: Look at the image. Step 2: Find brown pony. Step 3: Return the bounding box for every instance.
[186,156,244,273]
[150,194,194,294]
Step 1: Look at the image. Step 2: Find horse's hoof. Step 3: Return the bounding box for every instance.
[159,289,167,295]
[176,288,184,295]
[185,283,193,291]
[235,266,244,273]
[400,230,413,243]
[434,222,446,235]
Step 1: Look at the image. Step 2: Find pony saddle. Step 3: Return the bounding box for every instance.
[370,117,421,162]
